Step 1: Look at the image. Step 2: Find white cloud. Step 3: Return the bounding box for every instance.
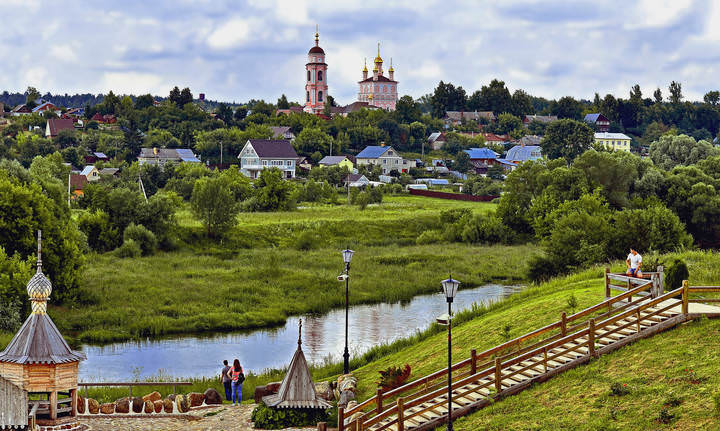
[206,18,258,50]
[49,44,77,62]
[99,72,164,95]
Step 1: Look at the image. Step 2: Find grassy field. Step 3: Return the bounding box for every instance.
[25,195,541,344]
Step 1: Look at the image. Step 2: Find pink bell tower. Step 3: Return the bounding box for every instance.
[304,25,328,114]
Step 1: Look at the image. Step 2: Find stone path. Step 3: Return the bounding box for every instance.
[78,404,320,431]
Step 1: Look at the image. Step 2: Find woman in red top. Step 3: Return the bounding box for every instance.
[226,358,244,405]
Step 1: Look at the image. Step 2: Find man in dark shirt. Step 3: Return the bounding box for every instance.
[220,360,232,401]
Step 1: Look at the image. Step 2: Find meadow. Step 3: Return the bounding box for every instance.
[28,195,539,344]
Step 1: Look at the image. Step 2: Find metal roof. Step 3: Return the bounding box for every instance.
[176,148,201,163]
[464,148,499,159]
[356,146,391,159]
[80,166,95,176]
[245,140,298,159]
[506,145,542,162]
[318,156,350,165]
[0,313,86,364]
[594,132,631,140]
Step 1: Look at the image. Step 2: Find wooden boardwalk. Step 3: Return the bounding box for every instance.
[340,276,720,431]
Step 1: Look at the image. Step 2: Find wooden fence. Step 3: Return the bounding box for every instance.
[340,276,720,431]
[78,381,193,399]
[407,189,498,202]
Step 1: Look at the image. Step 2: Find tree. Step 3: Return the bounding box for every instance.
[168,86,181,105]
[653,88,663,104]
[253,168,296,211]
[493,113,523,136]
[234,106,248,121]
[135,94,155,110]
[551,96,583,120]
[144,128,182,149]
[704,91,720,106]
[511,89,534,117]
[25,87,41,109]
[475,79,513,114]
[454,151,470,173]
[56,129,78,149]
[649,134,719,170]
[430,81,466,118]
[668,81,683,103]
[190,175,239,237]
[179,87,193,107]
[574,150,642,208]
[215,103,233,124]
[395,95,422,123]
[540,119,594,161]
[277,94,290,109]
[292,128,332,156]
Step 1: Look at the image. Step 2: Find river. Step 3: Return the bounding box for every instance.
[78,284,523,381]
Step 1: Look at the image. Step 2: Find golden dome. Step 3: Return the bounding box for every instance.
[368,94,373,100]
[389,58,394,72]
[374,42,383,63]
[363,58,368,72]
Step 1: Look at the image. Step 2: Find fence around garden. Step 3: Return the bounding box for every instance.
[407,189,498,202]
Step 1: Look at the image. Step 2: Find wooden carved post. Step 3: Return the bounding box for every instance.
[338,407,345,431]
[543,347,548,373]
[355,416,363,431]
[682,280,689,315]
[650,273,657,298]
[604,267,610,299]
[376,388,383,415]
[560,312,567,336]
[397,397,405,431]
[50,390,58,420]
[588,319,596,358]
[494,357,502,392]
[470,349,477,375]
[317,422,327,431]
[657,265,665,295]
[636,308,642,333]
[71,388,78,417]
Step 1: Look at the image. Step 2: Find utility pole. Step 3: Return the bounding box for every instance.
[220,141,223,166]
[67,174,71,207]
[138,173,148,202]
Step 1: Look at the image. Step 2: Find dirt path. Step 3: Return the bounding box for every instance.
[78,404,319,431]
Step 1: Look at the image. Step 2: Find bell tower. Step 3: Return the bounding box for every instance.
[304,25,328,114]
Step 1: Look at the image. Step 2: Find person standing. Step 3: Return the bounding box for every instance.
[220,360,232,402]
[227,358,245,406]
[626,248,643,278]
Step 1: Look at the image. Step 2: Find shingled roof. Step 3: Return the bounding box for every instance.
[262,320,331,409]
[246,139,298,159]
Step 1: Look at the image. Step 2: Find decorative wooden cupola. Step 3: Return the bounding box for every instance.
[263,319,332,409]
[0,231,86,428]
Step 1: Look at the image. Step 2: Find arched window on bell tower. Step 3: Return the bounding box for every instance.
[306,91,310,102]
[307,70,311,81]
[318,70,323,81]
[318,91,323,102]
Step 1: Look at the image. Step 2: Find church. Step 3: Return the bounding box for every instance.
[302,27,398,113]
[357,44,399,111]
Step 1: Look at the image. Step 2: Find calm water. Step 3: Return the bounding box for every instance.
[78,284,523,381]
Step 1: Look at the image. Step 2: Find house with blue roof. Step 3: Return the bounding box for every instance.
[138,148,201,167]
[584,113,610,132]
[356,146,416,175]
[463,148,502,174]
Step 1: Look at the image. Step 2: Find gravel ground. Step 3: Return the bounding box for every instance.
[78,404,321,431]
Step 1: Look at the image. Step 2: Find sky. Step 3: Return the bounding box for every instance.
[2,0,720,106]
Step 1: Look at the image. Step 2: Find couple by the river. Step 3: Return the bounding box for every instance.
[221,359,245,405]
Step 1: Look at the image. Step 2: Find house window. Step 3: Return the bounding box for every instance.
[307,70,311,81]
[318,91,323,102]
[286,160,292,166]
[262,160,268,166]
[318,70,323,81]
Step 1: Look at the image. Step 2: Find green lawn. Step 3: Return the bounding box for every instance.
[41,195,535,343]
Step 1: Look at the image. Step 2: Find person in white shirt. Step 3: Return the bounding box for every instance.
[626,248,642,277]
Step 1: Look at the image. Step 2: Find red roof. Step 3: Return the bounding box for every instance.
[358,75,397,83]
[69,174,88,190]
[91,113,103,121]
[481,133,508,142]
[47,118,75,137]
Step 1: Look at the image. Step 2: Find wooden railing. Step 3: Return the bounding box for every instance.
[341,274,662,430]
[684,281,720,313]
[78,381,193,399]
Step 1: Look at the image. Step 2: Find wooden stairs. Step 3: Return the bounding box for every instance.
[339,275,720,431]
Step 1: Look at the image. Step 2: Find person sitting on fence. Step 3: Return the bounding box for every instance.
[626,248,643,278]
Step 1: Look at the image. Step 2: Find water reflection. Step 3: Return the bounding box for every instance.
[79,284,522,381]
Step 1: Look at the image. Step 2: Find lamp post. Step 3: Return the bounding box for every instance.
[441,276,460,431]
[341,248,354,374]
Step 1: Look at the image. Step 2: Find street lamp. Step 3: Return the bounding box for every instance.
[341,248,354,374]
[441,276,460,431]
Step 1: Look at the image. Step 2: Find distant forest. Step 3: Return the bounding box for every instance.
[0,90,231,110]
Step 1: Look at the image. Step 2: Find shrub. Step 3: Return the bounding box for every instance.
[250,403,329,429]
[460,214,515,245]
[527,254,562,283]
[609,382,630,396]
[567,294,578,314]
[377,364,411,391]
[369,187,383,204]
[665,259,689,290]
[416,230,444,245]
[114,239,142,258]
[656,406,676,424]
[356,192,370,210]
[0,300,22,331]
[439,208,472,225]
[294,231,317,251]
[123,223,157,256]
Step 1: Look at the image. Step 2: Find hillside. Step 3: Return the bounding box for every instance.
[342,250,720,430]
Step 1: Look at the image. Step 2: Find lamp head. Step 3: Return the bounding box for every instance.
[441,276,460,302]
[342,248,354,264]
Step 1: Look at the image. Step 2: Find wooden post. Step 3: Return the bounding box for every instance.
[560,312,567,336]
[338,407,345,431]
[588,319,595,358]
[657,265,665,294]
[636,309,642,333]
[397,397,405,431]
[376,388,383,415]
[355,416,363,431]
[470,349,477,375]
[651,273,657,298]
[494,357,502,392]
[604,267,610,299]
[317,422,327,431]
[627,278,632,303]
[543,347,548,373]
[50,390,58,420]
[682,280,689,315]
[71,388,78,417]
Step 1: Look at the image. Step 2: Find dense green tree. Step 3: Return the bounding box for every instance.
[190,175,239,237]
[216,103,234,124]
[144,128,182,149]
[540,119,594,161]
[277,94,290,109]
[653,88,663,104]
[179,87,193,107]
[668,81,683,103]
[135,94,155,110]
[704,90,720,106]
[474,79,513,114]
[234,106,248,121]
[511,89,534,117]
[293,127,333,156]
[574,150,644,208]
[649,134,718,170]
[493,113,524,136]
[25,86,41,108]
[253,168,296,211]
[395,95,422,123]
[551,96,583,120]
[430,81,466,117]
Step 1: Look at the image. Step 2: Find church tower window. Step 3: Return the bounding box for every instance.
[318,70,323,81]
[307,71,311,81]
[318,91,323,102]
[306,91,310,102]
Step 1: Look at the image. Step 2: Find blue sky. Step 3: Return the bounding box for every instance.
[1,0,719,105]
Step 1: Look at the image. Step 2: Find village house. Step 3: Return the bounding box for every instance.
[464,148,500,174]
[355,145,416,175]
[523,115,558,125]
[138,148,201,166]
[443,111,496,126]
[345,173,370,187]
[318,155,354,170]
[238,139,299,179]
[427,132,447,150]
[296,156,313,173]
[80,165,100,182]
[594,132,631,152]
[32,101,58,114]
[10,104,31,116]
[584,113,611,132]
[69,174,88,198]
[45,118,75,138]
[270,126,296,140]
[506,142,543,163]
[84,152,109,164]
